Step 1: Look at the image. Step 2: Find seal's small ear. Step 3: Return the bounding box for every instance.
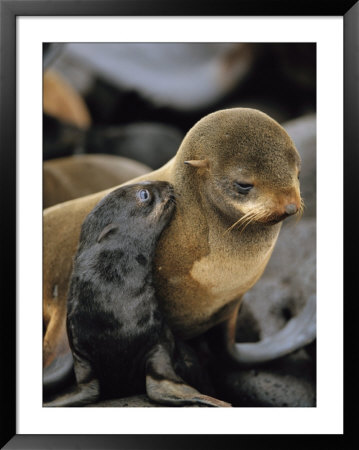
[97,223,119,243]
[184,159,209,169]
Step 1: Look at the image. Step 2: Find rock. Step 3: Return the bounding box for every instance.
[85,122,184,169]
[88,394,160,408]
[88,394,202,408]
[54,43,255,110]
[43,113,86,161]
[239,217,316,340]
[213,350,316,407]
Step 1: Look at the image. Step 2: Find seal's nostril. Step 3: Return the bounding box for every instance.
[285,203,298,215]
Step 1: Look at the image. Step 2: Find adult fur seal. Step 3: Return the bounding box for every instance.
[45,181,229,407]
[43,108,315,391]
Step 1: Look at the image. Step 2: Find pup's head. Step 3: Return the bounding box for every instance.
[79,181,176,249]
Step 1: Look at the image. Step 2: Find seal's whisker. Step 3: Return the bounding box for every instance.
[238,214,257,235]
[300,198,306,213]
[226,210,255,233]
[295,198,305,224]
[224,213,249,234]
[238,209,266,234]
[225,207,267,235]
[238,211,258,230]
[236,212,253,227]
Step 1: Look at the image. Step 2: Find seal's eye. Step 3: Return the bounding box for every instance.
[137,189,151,202]
[234,182,253,195]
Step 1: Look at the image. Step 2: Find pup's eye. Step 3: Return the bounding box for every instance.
[234,182,254,195]
[137,189,150,202]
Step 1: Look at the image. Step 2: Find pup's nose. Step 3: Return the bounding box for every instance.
[285,203,298,215]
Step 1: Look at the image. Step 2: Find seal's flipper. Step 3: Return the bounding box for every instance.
[43,378,100,407]
[44,351,100,407]
[146,375,231,407]
[145,344,231,407]
[43,351,74,398]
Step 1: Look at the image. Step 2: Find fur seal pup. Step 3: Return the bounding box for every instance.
[45,181,230,407]
[43,108,315,391]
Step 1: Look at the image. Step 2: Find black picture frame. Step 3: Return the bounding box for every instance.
[1,0,357,448]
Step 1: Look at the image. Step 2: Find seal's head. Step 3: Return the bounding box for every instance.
[180,108,302,230]
[79,181,176,250]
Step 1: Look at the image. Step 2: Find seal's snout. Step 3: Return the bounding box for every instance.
[285,203,298,215]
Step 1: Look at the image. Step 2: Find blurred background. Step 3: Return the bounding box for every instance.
[43,43,317,407]
[43,43,316,208]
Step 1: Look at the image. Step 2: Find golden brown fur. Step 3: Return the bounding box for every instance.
[43,108,301,368]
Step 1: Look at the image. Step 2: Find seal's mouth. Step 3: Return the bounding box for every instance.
[262,213,291,226]
[225,199,303,234]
